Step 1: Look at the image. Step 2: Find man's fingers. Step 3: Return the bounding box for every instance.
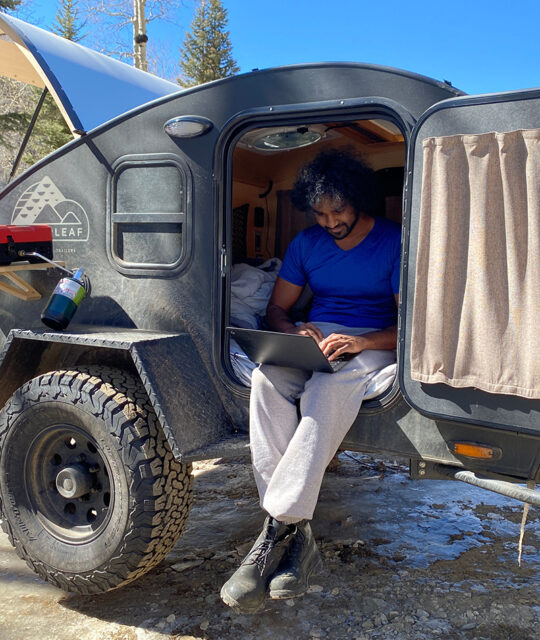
[302,324,324,341]
[319,333,343,351]
[321,339,344,358]
[327,346,346,359]
[321,335,362,358]
[295,326,322,341]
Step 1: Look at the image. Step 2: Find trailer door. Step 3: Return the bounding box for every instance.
[400,89,540,435]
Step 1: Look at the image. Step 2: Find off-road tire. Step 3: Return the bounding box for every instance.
[0,367,193,594]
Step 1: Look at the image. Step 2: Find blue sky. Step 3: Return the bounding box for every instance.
[14,0,540,95]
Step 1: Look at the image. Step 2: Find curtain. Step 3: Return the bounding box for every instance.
[411,129,540,399]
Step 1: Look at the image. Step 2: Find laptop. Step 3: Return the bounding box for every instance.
[228,327,351,373]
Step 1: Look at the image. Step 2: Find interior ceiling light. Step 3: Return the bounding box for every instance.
[254,127,322,150]
[241,125,326,152]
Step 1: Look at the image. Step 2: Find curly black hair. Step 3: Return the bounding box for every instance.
[290,148,376,215]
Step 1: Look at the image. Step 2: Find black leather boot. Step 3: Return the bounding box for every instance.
[268,520,323,599]
[220,516,296,613]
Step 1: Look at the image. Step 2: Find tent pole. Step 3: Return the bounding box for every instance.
[9,87,49,183]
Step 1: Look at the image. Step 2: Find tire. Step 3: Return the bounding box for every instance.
[0,367,193,594]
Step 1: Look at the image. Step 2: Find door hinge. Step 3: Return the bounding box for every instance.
[220,245,227,278]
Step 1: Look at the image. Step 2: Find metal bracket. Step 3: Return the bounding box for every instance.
[410,459,540,506]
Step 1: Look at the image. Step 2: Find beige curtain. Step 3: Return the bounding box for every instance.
[411,129,540,399]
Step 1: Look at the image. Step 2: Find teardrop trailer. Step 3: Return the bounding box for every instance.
[0,15,538,595]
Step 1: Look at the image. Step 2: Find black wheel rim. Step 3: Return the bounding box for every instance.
[24,424,113,544]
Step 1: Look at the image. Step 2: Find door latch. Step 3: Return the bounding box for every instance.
[220,245,227,278]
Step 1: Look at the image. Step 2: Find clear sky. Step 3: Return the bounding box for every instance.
[13,0,540,95]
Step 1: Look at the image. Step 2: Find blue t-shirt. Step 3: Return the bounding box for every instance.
[279,217,401,329]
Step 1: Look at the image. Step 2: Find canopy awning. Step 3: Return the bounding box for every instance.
[0,14,180,135]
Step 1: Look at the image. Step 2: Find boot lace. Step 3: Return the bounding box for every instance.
[243,523,296,574]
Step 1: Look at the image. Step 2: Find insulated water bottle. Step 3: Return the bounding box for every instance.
[41,268,87,331]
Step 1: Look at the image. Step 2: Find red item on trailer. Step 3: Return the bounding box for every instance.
[0,225,53,265]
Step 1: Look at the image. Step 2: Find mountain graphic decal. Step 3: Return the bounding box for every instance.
[12,176,89,242]
[34,203,64,224]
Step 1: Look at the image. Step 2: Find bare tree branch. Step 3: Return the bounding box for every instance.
[80,0,185,72]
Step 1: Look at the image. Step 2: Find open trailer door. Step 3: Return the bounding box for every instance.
[400,88,540,437]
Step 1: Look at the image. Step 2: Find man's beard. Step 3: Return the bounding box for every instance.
[324,213,359,239]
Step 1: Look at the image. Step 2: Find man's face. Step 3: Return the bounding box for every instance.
[312,196,359,240]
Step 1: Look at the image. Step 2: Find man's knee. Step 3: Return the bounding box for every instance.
[251,366,283,400]
[252,365,307,401]
[252,365,278,389]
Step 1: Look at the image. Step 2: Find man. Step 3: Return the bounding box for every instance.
[221,148,401,613]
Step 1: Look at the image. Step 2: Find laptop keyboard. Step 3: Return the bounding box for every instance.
[328,356,349,372]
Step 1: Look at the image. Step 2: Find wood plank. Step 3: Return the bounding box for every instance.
[358,120,404,143]
[0,262,66,301]
[0,272,41,300]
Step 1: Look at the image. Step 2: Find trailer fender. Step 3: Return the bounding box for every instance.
[0,328,234,460]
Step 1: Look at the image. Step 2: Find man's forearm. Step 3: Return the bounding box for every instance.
[266,303,296,333]
[356,325,397,351]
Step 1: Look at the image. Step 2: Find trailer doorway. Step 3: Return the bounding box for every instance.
[225,116,406,393]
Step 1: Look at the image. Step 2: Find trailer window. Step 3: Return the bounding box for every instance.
[109,154,188,273]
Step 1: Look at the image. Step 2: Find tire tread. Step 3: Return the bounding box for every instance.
[0,366,193,594]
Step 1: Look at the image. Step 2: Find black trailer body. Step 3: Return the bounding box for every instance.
[0,14,538,594]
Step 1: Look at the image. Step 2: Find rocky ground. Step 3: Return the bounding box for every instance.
[0,454,538,640]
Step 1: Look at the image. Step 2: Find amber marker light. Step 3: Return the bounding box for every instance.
[452,442,501,460]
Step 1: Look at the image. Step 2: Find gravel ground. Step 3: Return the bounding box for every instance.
[0,455,538,640]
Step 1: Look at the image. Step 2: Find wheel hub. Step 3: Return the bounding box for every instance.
[21,424,113,541]
[56,465,93,499]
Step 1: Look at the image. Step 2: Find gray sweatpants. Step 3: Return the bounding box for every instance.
[249,323,396,524]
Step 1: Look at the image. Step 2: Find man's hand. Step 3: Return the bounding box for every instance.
[319,333,366,360]
[320,324,398,360]
[285,322,324,342]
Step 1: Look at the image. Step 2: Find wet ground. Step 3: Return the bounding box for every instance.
[0,455,538,640]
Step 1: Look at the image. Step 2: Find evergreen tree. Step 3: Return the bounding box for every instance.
[0,1,88,184]
[178,0,239,88]
[0,81,72,184]
[0,0,22,12]
[0,96,27,151]
[52,0,86,42]
[25,91,72,160]
[0,0,79,182]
